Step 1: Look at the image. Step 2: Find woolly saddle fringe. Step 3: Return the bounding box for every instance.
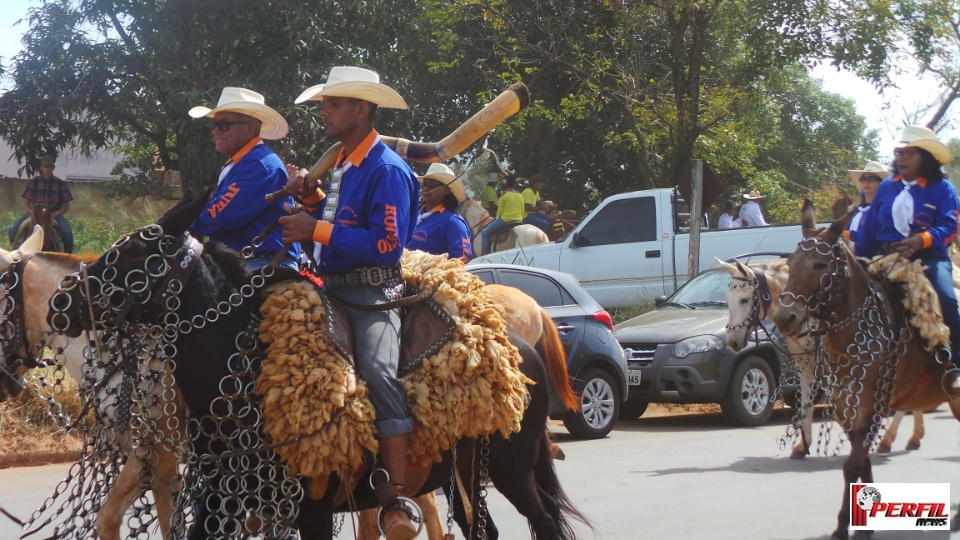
[256,250,530,491]
[867,254,950,352]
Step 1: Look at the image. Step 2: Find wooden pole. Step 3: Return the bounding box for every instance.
[688,159,703,282]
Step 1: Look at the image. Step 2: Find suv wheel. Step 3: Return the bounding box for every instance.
[563,368,619,439]
[618,399,649,420]
[721,356,775,427]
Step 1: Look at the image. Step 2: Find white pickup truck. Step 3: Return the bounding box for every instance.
[468,188,806,309]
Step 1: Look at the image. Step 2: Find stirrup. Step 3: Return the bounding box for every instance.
[377,497,423,540]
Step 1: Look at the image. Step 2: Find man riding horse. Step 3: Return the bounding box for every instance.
[278,66,421,540]
[8,154,73,253]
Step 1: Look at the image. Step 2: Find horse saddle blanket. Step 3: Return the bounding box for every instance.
[490,221,525,243]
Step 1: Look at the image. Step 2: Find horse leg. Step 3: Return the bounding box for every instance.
[877,410,904,454]
[298,494,334,540]
[792,361,815,459]
[152,443,182,539]
[96,454,144,540]
[905,410,924,451]
[834,430,873,540]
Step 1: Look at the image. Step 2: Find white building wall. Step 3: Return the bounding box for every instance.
[0,139,120,181]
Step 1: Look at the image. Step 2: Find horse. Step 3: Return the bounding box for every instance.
[719,258,929,459]
[49,192,589,539]
[0,226,184,540]
[11,203,65,252]
[458,198,549,256]
[770,200,960,539]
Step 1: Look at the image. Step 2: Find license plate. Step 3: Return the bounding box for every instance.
[628,370,641,386]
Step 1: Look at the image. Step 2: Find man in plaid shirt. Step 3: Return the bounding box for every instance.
[7,154,74,252]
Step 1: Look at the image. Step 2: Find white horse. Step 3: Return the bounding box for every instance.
[0,227,184,540]
[719,258,925,458]
[458,198,549,256]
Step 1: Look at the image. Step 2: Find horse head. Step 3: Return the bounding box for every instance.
[773,200,857,337]
[0,226,45,401]
[49,189,212,338]
[719,258,763,352]
[31,203,53,227]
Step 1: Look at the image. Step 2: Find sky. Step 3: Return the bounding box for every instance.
[0,0,952,156]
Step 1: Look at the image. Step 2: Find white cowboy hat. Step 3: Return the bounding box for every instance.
[188,87,289,140]
[294,66,408,109]
[848,160,890,189]
[418,163,466,203]
[742,190,766,200]
[895,125,953,165]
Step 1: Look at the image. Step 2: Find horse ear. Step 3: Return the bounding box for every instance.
[800,199,818,238]
[716,258,738,276]
[734,259,754,279]
[18,225,44,255]
[823,203,856,243]
[156,188,214,237]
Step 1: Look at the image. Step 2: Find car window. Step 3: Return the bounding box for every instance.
[496,270,574,307]
[665,270,731,308]
[576,197,657,246]
[471,270,495,285]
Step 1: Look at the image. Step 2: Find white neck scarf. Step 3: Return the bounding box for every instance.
[849,204,870,232]
[891,180,918,237]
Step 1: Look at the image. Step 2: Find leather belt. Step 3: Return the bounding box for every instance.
[322,265,402,287]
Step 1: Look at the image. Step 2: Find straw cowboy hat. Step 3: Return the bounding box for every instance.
[294,66,408,109]
[895,125,953,165]
[848,160,890,190]
[742,190,766,200]
[419,163,466,203]
[188,87,289,140]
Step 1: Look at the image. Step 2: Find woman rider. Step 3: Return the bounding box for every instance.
[843,160,888,245]
[406,162,473,262]
[855,125,960,395]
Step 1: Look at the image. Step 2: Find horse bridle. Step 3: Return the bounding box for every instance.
[778,237,855,328]
[0,253,39,383]
[725,269,772,338]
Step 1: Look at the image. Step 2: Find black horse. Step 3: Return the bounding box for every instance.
[50,190,589,540]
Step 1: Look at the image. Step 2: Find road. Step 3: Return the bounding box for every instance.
[1,407,959,539]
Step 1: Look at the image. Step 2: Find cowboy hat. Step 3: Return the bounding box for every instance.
[294,66,408,109]
[742,190,766,200]
[895,125,953,165]
[418,163,466,203]
[39,154,56,166]
[848,160,890,189]
[189,87,289,140]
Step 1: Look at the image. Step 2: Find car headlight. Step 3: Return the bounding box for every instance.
[671,335,725,359]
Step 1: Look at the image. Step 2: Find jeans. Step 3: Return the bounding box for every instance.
[328,283,412,439]
[8,213,74,253]
[523,212,550,234]
[481,218,515,255]
[243,256,298,273]
[922,256,960,358]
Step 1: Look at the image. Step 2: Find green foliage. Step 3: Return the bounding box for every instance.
[610,302,656,326]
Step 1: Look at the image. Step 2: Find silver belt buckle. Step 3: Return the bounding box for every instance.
[367,267,384,286]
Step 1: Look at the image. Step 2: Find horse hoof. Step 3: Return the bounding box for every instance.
[876,443,891,454]
[789,449,807,460]
[904,440,920,451]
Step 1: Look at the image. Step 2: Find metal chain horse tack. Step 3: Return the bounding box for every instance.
[778,237,901,455]
[16,225,304,539]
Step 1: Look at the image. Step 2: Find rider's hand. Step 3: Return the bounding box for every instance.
[896,235,922,258]
[284,165,318,198]
[278,212,318,244]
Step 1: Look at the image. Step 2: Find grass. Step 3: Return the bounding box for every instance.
[610,301,655,325]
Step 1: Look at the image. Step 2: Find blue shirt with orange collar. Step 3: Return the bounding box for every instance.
[855,174,960,261]
[407,205,473,263]
[302,130,418,273]
[190,138,301,261]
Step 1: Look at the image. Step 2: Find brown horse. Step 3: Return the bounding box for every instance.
[0,226,184,540]
[720,258,929,459]
[11,203,65,252]
[771,200,960,539]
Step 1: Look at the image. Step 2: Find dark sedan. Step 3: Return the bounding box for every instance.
[468,263,629,439]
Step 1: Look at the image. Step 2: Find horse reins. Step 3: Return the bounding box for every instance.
[0,253,40,377]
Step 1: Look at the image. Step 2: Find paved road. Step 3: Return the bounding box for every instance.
[2,407,959,539]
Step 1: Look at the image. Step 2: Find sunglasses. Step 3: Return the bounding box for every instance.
[421,181,447,192]
[211,120,252,132]
[893,148,919,158]
[859,175,881,182]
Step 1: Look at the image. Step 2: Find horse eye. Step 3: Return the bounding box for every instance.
[740,298,749,304]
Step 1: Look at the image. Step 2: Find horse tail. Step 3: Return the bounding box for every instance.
[534,432,593,540]
[539,308,579,411]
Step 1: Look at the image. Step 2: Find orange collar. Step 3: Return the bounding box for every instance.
[337,129,379,168]
[893,174,928,188]
[429,204,446,213]
[227,136,262,165]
